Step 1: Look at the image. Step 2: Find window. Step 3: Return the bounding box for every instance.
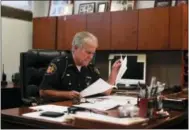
[1,1,32,11]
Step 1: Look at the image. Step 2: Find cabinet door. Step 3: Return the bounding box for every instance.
[33,17,56,49]
[169,6,182,50]
[138,7,169,50]
[182,5,188,50]
[87,12,110,50]
[111,10,138,50]
[57,14,87,50]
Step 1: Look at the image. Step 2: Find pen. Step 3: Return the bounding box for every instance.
[145,87,148,98]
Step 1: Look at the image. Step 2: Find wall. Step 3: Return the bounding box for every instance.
[2,17,32,81]
[1,1,48,81]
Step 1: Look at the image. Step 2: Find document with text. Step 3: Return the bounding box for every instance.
[80,78,115,97]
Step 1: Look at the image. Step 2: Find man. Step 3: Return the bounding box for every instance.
[39,31,121,101]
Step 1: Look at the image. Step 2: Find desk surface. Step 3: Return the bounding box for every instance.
[1,100,187,129]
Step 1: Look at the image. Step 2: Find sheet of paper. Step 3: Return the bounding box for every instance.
[22,111,67,122]
[29,105,68,113]
[80,78,115,97]
[102,95,138,105]
[74,99,120,111]
[73,112,148,125]
[75,95,138,111]
[115,56,127,85]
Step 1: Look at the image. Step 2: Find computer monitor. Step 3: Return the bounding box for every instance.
[108,53,147,87]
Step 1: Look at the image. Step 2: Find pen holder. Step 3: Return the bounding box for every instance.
[138,97,157,118]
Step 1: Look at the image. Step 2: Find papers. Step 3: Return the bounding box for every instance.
[115,56,127,85]
[74,96,138,111]
[103,95,138,105]
[73,112,148,125]
[23,111,67,122]
[22,105,69,122]
[80,78,115,97]
[29,105,68,113]
[74,99,120,111]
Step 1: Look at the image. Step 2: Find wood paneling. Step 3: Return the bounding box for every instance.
[138,7,169,50]
[57,14,87,50]
[169,6,182,50]
[87,12,111,50]
[33,17,56,49]
[182,5,188,50]
[111,10,138,50]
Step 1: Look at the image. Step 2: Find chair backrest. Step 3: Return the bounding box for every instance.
[20,49,69,99]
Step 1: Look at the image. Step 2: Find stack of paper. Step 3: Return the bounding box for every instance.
[74,95,138,111]
[29,104,68,113]
[74,99,120,111]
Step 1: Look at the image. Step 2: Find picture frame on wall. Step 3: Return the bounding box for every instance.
[97,2,108,12]
[49,0,73,16]
[110,0,136,12]
[175,0,188,6]
[154,0,172,7]
[78,2,95,14]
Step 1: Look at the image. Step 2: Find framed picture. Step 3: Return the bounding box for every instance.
[154,0,172,7]
[110,0,136,12]
[175,0,188,6]
[78,2,95,14]
[48,0,73,16]
[97,2,108,12]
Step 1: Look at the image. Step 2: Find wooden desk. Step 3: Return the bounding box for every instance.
[1,100,187,129]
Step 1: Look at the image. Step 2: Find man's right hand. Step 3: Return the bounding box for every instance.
[67,91,80,99]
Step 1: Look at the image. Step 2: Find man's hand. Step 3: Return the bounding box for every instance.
[67,91,80,99]
[111,59,122,73]
[108,59,121,85]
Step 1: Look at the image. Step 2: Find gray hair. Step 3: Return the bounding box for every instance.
[71,31,98,51]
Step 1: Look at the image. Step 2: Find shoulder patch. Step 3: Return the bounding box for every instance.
[46,63,57,74]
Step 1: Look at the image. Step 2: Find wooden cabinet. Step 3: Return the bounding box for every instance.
[111,10,138,50]
[138,7,169,50]
[182,5,188,50]
[33,17,57,49]
[169,6,182,50]
[33,5,187,51]
[57,14,87,50]
[87,12,111,50]
[169,5,188,50]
